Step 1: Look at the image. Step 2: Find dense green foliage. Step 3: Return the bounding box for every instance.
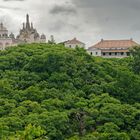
[131,46,140,74]
[0,43,140,140]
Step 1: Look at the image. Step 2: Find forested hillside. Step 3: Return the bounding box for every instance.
[0,43,140,140]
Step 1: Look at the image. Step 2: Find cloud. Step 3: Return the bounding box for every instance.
[3,0,25,1]
[50,4,77,15]
[0,0,140,46]
[70,0,140,41]
[0,5,22,10]
[71,0,140,8]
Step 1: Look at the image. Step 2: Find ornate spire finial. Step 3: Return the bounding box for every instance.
[26,14,30,29]
[26,14,29,23]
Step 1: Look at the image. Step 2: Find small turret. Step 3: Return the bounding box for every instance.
[40,34,46,43]
[41,34,46,39]
[34,32,40,39]
[9,32,15,39]
[50,35,55,44]
[48,35,55,44]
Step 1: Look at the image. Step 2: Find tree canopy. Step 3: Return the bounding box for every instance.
[0,43,140,140]
[130,46,140,74]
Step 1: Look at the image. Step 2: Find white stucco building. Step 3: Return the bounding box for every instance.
[88,39,138,58]
[64,38,85,49]
[0,23,14,50]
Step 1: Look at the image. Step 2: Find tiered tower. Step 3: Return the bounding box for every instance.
[17,14,46,43]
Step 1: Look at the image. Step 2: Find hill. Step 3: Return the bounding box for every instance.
[0,43,140,140]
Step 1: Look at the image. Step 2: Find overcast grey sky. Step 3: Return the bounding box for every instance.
[0,0,140,46]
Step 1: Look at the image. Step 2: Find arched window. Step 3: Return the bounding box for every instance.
[0,43,3,47]
[5,42,9,46]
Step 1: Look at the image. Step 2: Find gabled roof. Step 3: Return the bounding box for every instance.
[65,38,85,45]
[88,39,139,50]
[59,40,69,44]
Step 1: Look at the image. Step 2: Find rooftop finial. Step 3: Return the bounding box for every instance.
[26,14,29,23]
[26,14,30,29]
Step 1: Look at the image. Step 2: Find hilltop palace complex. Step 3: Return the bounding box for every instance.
[0,14,139,58]
[0,14,46,50]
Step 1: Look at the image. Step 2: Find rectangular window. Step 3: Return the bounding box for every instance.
[127,52,130,56]
[96,52,98,55]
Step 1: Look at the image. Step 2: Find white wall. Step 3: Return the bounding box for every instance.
[65,43,85,49]
[87,47,130,58]
[87,48,102,56]
[0,38,13,50]
[101,52,128,58]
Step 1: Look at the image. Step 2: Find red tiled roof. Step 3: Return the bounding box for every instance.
[65,38,85,45]
[88,39,139,50]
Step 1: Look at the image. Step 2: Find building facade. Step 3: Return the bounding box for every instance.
[16,14,46,44]
[0,23,15,50]
[64,38,85,49]
[88,39,138,58]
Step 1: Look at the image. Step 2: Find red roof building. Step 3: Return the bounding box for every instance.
[88,39,139,58]
[64,38,85,49]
